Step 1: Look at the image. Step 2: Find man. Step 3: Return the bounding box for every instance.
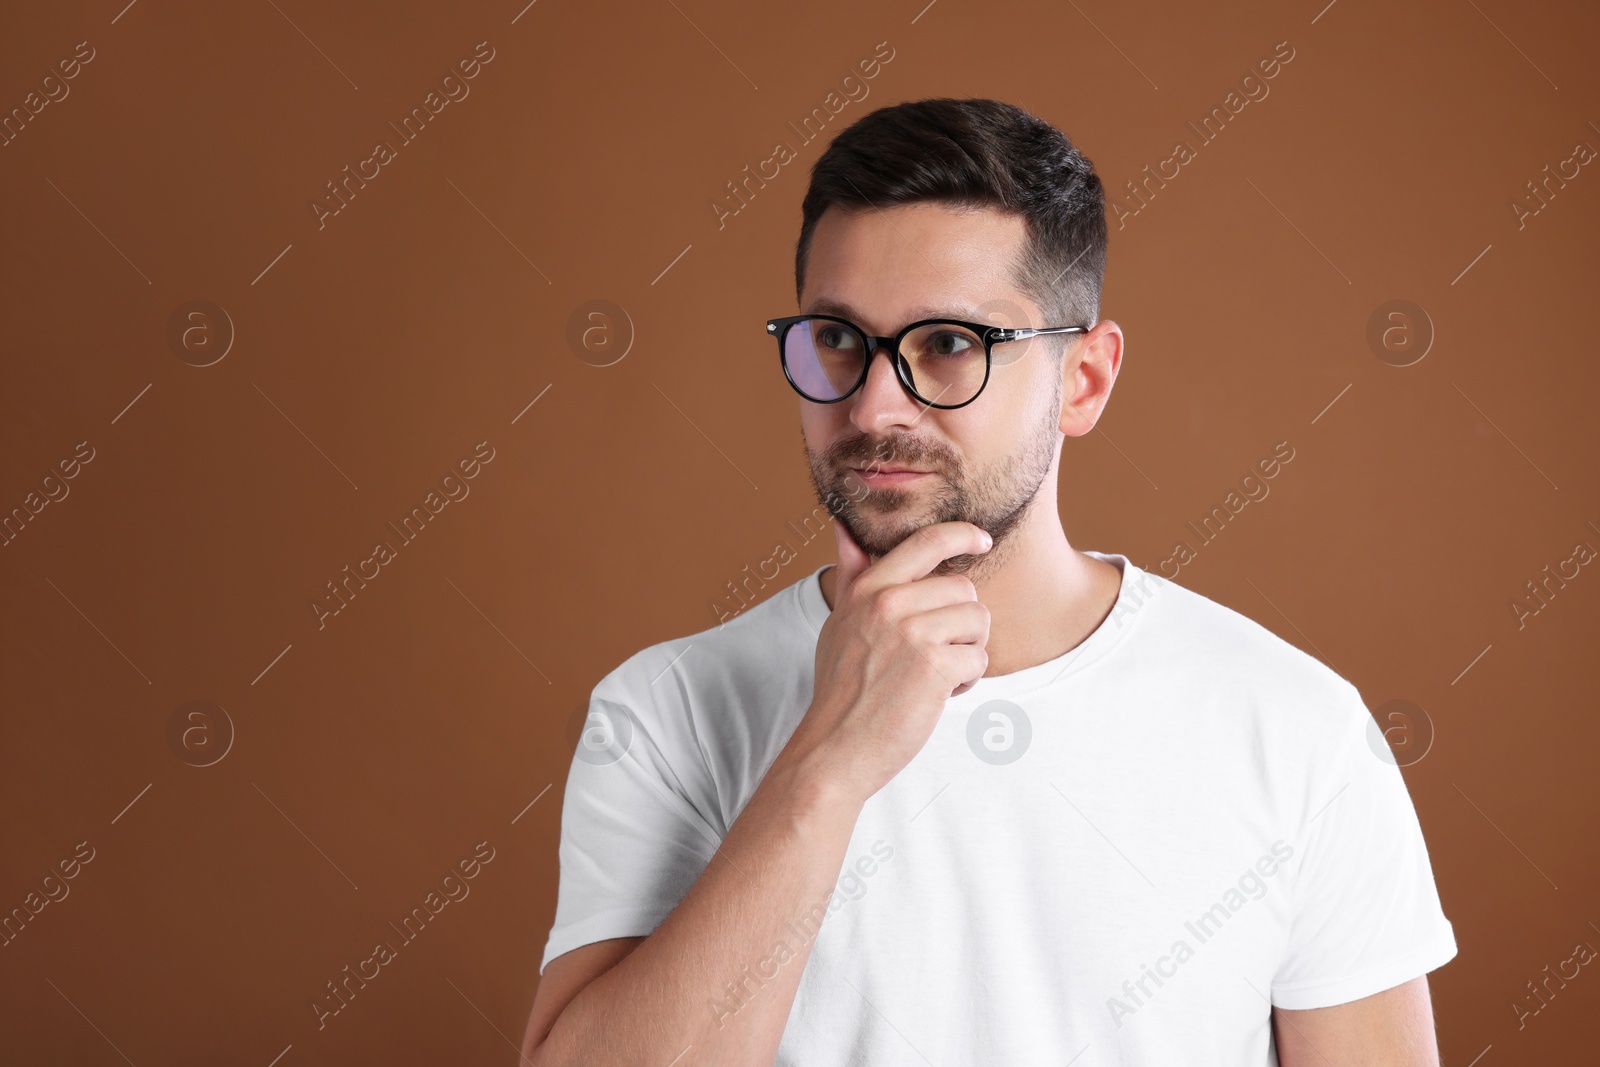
[521,98,1456,1065]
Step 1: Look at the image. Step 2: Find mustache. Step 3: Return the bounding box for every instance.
[827,435,946,470]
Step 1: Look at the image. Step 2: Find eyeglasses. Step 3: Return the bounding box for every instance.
[765,314,1090,410]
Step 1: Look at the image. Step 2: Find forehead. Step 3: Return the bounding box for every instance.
[801,201,1032,333]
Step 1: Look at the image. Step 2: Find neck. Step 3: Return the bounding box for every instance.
[817,500,1123,678]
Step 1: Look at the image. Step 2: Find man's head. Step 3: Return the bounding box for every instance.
[791,98,1120,573]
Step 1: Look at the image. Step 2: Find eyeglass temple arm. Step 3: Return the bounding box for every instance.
[992,325,1089,342]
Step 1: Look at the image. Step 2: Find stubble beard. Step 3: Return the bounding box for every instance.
[805,396,1061,579]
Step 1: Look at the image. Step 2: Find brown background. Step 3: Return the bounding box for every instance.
[2,0,1597,1063]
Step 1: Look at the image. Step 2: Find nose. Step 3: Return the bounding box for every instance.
[849,341,925,435]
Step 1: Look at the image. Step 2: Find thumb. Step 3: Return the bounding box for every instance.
[831,517,872,595]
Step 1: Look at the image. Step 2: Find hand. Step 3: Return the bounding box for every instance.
[784,518,993,804]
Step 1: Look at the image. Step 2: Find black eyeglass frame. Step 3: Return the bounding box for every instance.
[764,314,1091,410]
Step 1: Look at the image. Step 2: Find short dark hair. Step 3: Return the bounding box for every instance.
[794,97,1107,349]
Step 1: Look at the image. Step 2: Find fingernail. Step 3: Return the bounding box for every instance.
[980,532,993,550]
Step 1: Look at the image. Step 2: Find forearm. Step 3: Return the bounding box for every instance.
[531,749,863,1067]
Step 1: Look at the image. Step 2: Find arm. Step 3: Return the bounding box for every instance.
[521,750,865,1067]
[1273,975,1440,1067]
[523,520,992,1066]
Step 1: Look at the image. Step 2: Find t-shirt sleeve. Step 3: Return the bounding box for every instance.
[1270,687,1458,1009]
[539,675,724,976]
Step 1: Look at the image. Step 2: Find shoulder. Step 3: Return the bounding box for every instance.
[589,567,817,715]
[1140,570,1370,742]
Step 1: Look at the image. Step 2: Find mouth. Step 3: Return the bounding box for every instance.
[851,464,934,485]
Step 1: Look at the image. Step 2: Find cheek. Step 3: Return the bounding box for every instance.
[799,408,847,456]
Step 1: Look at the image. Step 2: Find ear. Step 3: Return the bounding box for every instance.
[1059,321,1123,437]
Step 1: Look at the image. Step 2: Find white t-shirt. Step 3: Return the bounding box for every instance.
[540,551,1457,1065]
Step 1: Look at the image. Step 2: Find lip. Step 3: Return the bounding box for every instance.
[852,465,934,484]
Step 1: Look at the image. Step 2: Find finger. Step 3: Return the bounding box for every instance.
[902,601,990,650]
[938,644,989,695]
[867,521,992,590]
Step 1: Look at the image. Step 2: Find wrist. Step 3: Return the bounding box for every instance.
[764,744,866,821]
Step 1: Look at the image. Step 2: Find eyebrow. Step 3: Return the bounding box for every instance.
[802,298,984,331]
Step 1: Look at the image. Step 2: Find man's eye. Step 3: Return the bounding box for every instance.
[928,331,976,357]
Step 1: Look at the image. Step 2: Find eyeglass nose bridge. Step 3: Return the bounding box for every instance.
[851,334,928,405]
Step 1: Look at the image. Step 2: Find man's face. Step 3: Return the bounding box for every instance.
[798,201,1066,573]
